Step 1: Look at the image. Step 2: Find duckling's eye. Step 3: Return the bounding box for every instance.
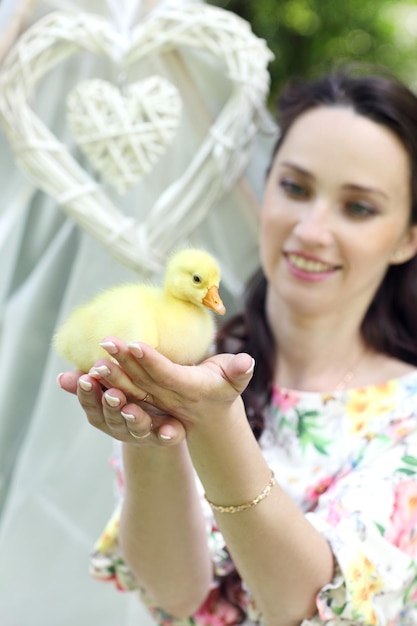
[193,274,202,283]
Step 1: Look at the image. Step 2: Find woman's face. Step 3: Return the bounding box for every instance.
[261,106,417,321]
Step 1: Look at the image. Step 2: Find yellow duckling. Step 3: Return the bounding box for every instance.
[53,248,226,371]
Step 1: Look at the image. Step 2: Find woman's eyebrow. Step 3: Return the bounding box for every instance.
[279,161,313,178]
[343,183,389,199]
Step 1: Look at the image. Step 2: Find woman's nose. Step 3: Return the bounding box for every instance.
[292,204,333,246]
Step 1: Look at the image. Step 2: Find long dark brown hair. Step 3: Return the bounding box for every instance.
[214,67,417,622]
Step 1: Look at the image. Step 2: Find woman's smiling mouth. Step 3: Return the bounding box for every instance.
[285,252,341,281]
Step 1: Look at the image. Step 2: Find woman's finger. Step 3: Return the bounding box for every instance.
[56,370,84,394]
[57,368,186,446]
[103,395,186,445]
[77,375,118,433]
[101,338,180,393]
[88,358,150,402]
[111,397,154,441]
[153,416,187,445]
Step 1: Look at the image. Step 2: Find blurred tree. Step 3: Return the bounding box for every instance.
[209,0,417,107]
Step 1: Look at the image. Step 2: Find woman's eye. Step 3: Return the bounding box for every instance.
[280,179,308,198]
[346,201,377,217]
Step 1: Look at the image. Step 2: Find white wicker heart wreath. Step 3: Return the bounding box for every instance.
[0,4,272,273]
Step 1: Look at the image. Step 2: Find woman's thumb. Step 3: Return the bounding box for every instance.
[226,352,255,391]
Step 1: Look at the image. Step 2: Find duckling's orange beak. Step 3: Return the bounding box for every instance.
[202,285,226,315]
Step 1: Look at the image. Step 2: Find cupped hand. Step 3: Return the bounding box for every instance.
[86,338,255,429]
[57,370,186,446]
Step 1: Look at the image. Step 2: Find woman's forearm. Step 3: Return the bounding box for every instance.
[186,400,334,626]
[119,441,212,617]
[78,345,334,624]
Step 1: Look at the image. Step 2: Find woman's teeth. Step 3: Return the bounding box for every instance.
[288,254,333,273]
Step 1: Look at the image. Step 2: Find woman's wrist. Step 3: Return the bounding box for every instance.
[122,437,189,475]
[186,399,272,505]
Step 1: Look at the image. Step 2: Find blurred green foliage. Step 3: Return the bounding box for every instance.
[208,0,417,107]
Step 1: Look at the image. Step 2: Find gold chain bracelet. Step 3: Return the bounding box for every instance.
[204,471,276,514]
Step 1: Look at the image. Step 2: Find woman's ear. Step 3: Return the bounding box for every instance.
[391,225,417,264]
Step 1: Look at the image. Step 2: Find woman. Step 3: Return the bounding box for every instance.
[59,68,417,625]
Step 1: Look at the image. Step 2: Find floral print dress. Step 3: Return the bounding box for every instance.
[90,371,417,625]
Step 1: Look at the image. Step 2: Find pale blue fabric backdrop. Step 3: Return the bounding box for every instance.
[0,2,275,624]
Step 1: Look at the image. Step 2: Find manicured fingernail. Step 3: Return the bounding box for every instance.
[100,341,118,355]
[159,432,173,441]
[92,365,111,377]
[56,373,64,388]
[79,379,92,392]
[105,393,121,408]
[121,410,135,422]
[127,343,143,358]
[245,358,255,375]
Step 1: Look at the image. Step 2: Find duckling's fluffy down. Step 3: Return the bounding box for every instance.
[53,249,224,372]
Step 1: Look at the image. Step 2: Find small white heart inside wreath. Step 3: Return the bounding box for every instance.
[67,76,182,194]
